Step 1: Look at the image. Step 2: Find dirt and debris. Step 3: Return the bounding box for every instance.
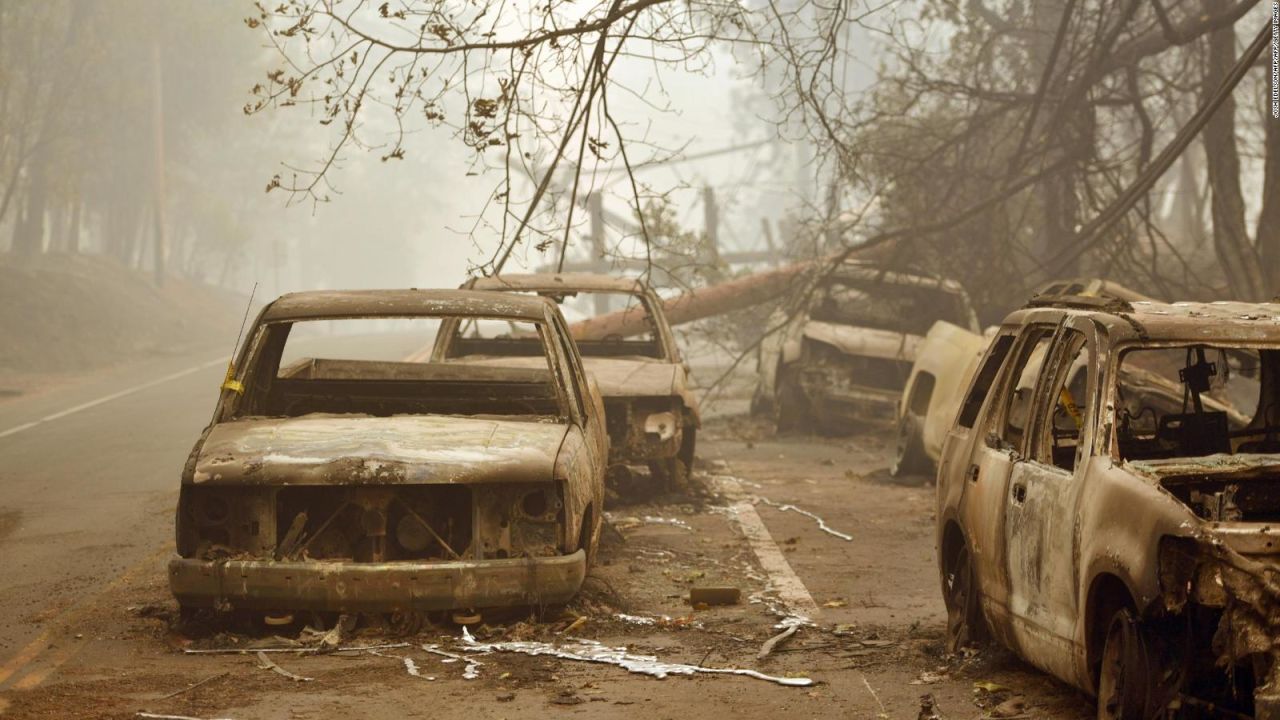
[0,421,1095,719]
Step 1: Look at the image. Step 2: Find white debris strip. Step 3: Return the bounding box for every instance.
[137,714,237,720]
[183,642,410,656]
[613,612,705,629]
[422,643,483,679]
[604,512,693,531]
[459,627,813,687]
[753,496,853,541]
[641,515,692,530]
[614,612,661,625]
[367,648,437,681]
[403,656,435,681]
[255,651,313,682]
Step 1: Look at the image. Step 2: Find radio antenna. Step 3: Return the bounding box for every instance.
[221,282,258,394]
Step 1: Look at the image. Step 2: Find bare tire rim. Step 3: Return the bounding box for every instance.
[892,416,912,474]
[944,545,972,652]
[1097,609,1150,720]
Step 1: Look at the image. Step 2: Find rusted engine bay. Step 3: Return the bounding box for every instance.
[1156,470,1280,715]
[178,482,564,564]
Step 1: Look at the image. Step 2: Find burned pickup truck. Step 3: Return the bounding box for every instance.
[454,274,699,490]
[937,294,1280,719]
[754,260,979,432]
[170,289,607,621]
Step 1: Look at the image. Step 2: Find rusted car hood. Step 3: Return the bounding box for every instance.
[191,414,567,486]
[1124,453,1280,479]
[802,321,922,362]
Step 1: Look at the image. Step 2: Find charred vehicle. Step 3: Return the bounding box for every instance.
[169,290,607,619]
[892,321,992,476]
[754,261,979,431]
[452,274,698,489]
[937,294,1280,719]
[894,279,1153,476]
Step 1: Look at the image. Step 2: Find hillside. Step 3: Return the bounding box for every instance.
[0,255,245,375]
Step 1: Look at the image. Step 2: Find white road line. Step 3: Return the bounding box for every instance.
[0,358,226,441]
[712,471,821,620]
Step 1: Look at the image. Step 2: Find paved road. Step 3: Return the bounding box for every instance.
[0,348,227,660]
[0,333,428,662]
[0,339,1094,719]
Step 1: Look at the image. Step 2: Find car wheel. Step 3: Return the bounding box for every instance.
[1097,608,1157,720]
[649,457,689,493]
[579,507,599,568]
[776,368,810,433]
[679,423,696,470]
[943,540,985,653]
[890,413,932,478]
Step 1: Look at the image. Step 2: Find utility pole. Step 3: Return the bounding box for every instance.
[588,192,607,314]
[151,41,167,287]
[702,185,721,266]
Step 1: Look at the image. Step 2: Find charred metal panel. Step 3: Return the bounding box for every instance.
[602,397,684,463]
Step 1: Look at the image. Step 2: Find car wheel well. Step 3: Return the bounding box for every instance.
[577,502,596,560]
[1086,573,1137,689]
[941,521,965,574]
[679,411,696,466]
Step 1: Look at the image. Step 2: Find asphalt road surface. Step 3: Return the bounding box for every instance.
[0,342,1095,719]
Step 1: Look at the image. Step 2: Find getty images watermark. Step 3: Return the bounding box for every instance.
[1273,2,1279,118]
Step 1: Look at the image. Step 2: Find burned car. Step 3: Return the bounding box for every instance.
[754,260,979,432]
[937,294,1280,718]
[452,274,698,490]
[894,279,1153,476]
[169,289,607,620]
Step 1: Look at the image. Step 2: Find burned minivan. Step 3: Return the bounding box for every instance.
[169,290,607,621]
[754,260,979,432]
[937,295,1280,719]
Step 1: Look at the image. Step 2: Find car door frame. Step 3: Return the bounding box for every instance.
[1002,316,1100,683]
[954,318,1061,646]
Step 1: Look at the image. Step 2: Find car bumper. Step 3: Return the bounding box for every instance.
[169,550,587,612]
[811,386,899,424]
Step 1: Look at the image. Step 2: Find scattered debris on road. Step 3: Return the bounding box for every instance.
[137,713,238,720]
[460,627,814,686]
[754,496,853,541]
[254,650,313,682]
[421,643,483,680]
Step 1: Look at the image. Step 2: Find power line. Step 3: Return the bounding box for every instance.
[1043,15,1272,276]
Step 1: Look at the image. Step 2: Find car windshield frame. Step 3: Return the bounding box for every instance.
[215,310,577,424]
[1108,338,1278,463]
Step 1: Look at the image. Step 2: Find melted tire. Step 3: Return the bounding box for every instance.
[944,541,985,653]
[1097,608,1158,720]
[775,368,810,434]
[890,412,932,478]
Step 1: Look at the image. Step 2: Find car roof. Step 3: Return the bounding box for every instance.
[1009,299,1280,344]
[260,289,554,322]
[469,273,645,294]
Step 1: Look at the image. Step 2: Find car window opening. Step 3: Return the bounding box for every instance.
[237,316,568,421]
[457,290,668,361]
[1116,344,1268,462]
